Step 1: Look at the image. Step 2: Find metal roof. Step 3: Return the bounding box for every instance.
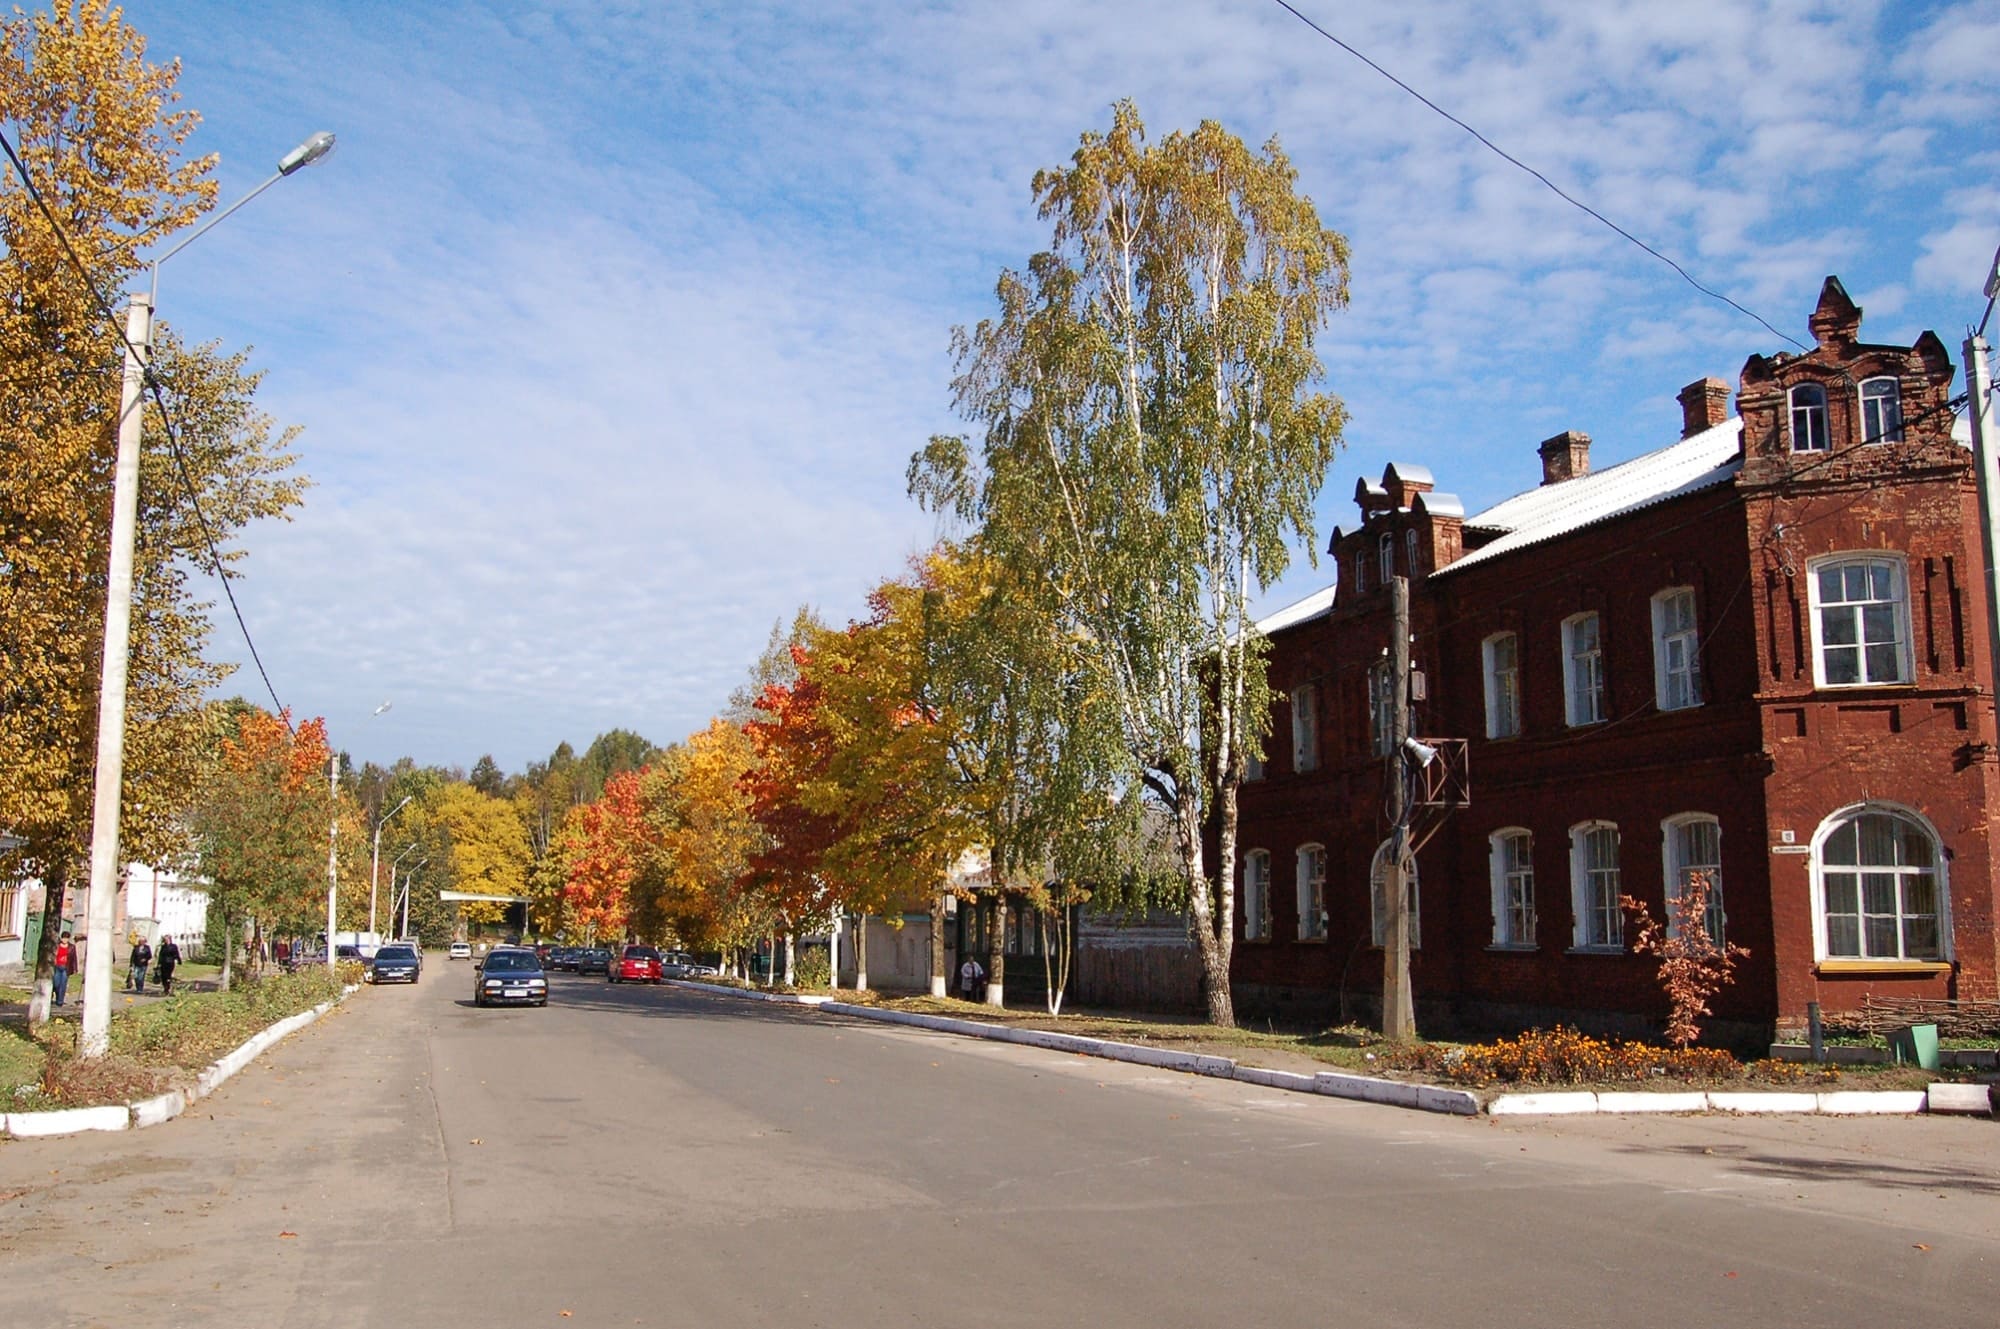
[1439,419,1744,575]
[1254,585,1336,636]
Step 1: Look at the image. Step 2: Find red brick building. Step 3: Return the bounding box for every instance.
[1234,279,1996,1044]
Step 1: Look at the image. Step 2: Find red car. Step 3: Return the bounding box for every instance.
[608,944,664,984]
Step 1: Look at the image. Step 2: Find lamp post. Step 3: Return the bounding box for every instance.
[80,131,337,1057]
[400,858,430,942]
[370,796,413,936]
[327,699,391,975]
[386,842,417,941]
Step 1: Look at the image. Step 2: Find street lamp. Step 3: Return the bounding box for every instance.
[327,699,391,976]
[399,857,430,942]
[79,131,337,1057]
[370,795,413,936]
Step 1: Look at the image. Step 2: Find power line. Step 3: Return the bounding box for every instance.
[1265,0,1810,352]
[0,125,290,723]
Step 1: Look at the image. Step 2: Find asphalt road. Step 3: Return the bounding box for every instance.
[1,964,1995,1328]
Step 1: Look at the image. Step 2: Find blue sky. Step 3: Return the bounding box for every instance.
[120,0,1998,772]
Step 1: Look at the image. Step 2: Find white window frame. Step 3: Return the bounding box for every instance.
[1404,528,1420,578]
[1569,820,1623,951]
[1242,849,1272,942]
[1369,660,1394,756]
[1296,844,1327,941]
[1379,531,1395,583]
[1662,813,1724,944]
[1370,839,1420,949]
[1789,382,1829,453]
[1651,587,1703,711]
[1353,551,1368,595]
[1812,803,1951,963]
[1807,554,1911,688]
[1489,829,1535,948]
[1291,683,1320,773]
[1562,611,1605,727]
[1483,631,1521,739]
[1858,376,1903,445]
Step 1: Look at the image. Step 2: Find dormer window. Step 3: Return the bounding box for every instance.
[1789,383,1829,453]
[1859,377,1903,445]
[1378,532,1394,583]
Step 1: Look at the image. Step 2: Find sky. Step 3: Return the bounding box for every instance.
[113,0,1999,774]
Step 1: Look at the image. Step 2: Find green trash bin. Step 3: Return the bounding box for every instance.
[1887,1022,1940,1071]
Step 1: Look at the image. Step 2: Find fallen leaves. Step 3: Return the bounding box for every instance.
[278,1231,297,1239]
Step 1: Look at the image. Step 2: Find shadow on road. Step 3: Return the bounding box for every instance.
[1617,1141,2000,1196]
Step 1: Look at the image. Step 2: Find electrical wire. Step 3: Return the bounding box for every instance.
[1265,0,1810,352]
[0,125,290,723]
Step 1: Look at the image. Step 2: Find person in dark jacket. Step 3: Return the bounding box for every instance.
[128,936,154,993]
[155,935,181,996]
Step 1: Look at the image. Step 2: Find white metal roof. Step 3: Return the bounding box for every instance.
[1439,419,1744,576]
[1255,584,1336,636]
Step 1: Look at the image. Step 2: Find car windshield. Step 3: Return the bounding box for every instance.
[482,953,541,972]
[377,947,416,961]
[625,947,660,960]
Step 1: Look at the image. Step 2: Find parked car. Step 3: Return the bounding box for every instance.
[364,943,421,985]
[574,947,612,976]
[661,951,720,979]
[609,945,664,984]
[448,941,473,961]
[472,947,548,1007]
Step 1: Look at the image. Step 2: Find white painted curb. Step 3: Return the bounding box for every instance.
[1927,1083,1995,1115]
[1707,1091,1819,1114]
[3,980,362,1140]
[1490,1091,1600,1116]
[1492,1087,1936,1117]
[676,981,1479,1117]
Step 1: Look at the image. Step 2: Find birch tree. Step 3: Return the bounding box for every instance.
[911,101,1349,1026]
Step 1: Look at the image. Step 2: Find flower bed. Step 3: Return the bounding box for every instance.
[1382,1026,1842,1089]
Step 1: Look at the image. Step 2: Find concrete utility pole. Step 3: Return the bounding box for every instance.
[1965,249,1999,688]
[1382,574,1417,1042]
[78,295,153,1058]
[326,750,339,973]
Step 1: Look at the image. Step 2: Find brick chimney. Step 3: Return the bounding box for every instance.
[1537,430,1590,486]
[1677,377,1731,438]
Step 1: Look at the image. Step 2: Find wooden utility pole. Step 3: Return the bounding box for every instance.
[1383,574,1417,1041]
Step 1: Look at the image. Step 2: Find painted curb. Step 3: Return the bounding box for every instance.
[1707,1091,1820,1114]
[1490,1092,1600,1116]
[1926,1082,1995,1115]
[4,1104,129,1137]
[1816,1090,1929,1115]
[678,981,1479,1117]
[3,980,362,1140]
[1596,1091,1709,1114]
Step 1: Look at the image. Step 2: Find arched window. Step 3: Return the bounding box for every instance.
[1562,612,1604,726]
[1809,554,1910,687]
[1483,632,1521,738]
[1242,850,1272,942]
[1662,814,1723,943]
[1489,829,1535,948]
[1370,839,1420,949]
[1405,528,1421,578]
[1789,383,1829,452]
[1569,821,1622,950]
[1296,845,1327,940]
[1859,377,1903,445]
[1814,805,1948,961]
[1379,531,1395,583]
[1291,683,1320,773]
[1353,551,1369,596]
[1651,587,1702,711]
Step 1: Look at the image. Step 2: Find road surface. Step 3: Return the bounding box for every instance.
[1,965,1994,1327]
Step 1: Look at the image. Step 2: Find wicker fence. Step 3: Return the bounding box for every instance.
[1824,995,2000,1038]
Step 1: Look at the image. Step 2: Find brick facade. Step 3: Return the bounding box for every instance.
[1232,279,1998,1044]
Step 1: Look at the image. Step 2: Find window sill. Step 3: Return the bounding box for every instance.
[1295,935,1329,945]
[1565,945,1625,956]
[1486,943,1538,953]
[1815,959,1952,977]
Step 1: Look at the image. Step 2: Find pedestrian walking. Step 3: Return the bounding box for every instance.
[51,931,77,1006]
[155,934,181,996]
[957,955,985,1002]
[128,936,153,993]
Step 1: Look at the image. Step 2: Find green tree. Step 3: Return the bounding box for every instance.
[0,3,306,1023]
[468,754,505,797]
[912,102,1350,1026]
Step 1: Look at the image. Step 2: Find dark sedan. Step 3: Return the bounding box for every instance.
[472,948,548,1007]
[364,943,422,985]
[574,948,612,976]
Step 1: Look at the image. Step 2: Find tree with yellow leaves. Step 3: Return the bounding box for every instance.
[0,3,307,1023]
